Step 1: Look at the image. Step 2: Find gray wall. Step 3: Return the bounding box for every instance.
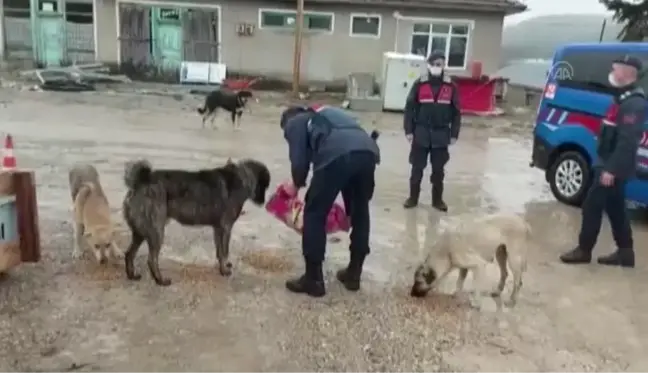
[0,0,4,59]
[95,0,506,83]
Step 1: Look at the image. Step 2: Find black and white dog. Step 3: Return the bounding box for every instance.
[197,89,255,129]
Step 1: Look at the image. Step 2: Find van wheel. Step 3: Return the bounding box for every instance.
[548,151,591,206]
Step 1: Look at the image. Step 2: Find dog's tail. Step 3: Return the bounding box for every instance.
[74,182,95,213]
[124,160,152,189]
[370,129,380,141]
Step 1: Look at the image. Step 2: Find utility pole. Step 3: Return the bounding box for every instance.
[292,0,304,96]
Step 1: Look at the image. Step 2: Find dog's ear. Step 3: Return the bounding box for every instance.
[226,157,233,165]
[423,267,436,284]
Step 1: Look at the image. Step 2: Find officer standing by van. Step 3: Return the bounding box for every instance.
[403,51,461,211]
[560,55,646,268]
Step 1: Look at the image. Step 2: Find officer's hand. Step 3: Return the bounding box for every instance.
[600,171,615,187]
[450,138,457,145]
[282,180,299,197]
[406,134,413,143]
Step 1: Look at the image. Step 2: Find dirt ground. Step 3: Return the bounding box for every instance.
[1,87,648,372]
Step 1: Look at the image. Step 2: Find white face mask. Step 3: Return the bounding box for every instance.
[608,72,622,88]
[428,65,443,76]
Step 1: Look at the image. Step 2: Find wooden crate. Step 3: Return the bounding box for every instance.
[0,171,40,273]
[0,195,20,271]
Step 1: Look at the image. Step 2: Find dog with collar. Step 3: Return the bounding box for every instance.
[197,89,255,129]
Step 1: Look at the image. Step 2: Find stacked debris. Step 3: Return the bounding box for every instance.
[18,63,131,92]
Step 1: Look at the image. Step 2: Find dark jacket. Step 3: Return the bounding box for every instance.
[283,106,380,187]
[404,73,461,148]
[597,87,647,180]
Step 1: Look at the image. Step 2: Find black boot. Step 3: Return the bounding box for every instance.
[432,184,448,212]
[597,250,635,268]
[285,261,326,297]
[404,184,420,209]
[559,247,592,264]
[336,254,366,291]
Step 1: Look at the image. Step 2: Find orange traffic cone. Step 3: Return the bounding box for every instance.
[2,134,16,170]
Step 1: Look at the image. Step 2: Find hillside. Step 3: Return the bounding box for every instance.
[501,14,623,64]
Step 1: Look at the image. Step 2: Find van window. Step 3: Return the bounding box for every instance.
[555,50,648,95]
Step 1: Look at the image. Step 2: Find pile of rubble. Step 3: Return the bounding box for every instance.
[17,63,131,92]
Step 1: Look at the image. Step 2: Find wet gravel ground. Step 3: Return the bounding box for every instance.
[1,88,648,371]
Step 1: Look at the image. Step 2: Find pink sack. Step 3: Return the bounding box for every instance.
[265,184,350,234]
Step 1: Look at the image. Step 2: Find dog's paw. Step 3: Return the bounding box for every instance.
[219,263,233,276]
[504,299,518,308]
[490,289,503,298]
[72,251,82,260]
[469,299,483,310]
[155,277,172,286]
[126,272,142,281]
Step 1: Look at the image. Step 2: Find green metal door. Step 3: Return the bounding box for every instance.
[36,6,64,66]
[152,8,183,73]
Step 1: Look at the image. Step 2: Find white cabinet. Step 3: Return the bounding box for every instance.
[382,52,426,111]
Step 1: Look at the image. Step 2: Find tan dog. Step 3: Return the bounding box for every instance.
[69,164,122,263]
[410,213,530,308]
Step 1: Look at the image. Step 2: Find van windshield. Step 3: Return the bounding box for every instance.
[555,50,648,95]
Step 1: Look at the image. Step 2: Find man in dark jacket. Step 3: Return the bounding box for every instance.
[280,105,380,297]
[560,55,647,268]
[403,51,461,211]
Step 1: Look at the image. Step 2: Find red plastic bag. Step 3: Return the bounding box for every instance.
[265,184,350,234]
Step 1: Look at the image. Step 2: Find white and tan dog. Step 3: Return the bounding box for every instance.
[410,213,530,307]
[69,164,122,263]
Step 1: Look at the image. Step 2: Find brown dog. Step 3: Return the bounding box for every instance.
[69,164,122,263]
[410,213,530,308]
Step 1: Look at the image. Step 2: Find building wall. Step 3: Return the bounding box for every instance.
[95,0,506,83]
[0,0,4,59]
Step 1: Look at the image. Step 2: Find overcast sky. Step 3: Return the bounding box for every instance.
[505,0,611,24]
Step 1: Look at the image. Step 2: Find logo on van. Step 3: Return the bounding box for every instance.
[549,61,574,81]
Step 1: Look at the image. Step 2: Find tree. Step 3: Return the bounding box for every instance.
[600,0,648,41]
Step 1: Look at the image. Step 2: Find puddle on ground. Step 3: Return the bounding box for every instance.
[481,137,551,212]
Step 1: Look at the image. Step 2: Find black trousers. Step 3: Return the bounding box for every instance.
[408,144,449,198]
[302,151,376,263]
[578,170,633,253]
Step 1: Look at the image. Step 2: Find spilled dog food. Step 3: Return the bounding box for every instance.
[240,250,295,273]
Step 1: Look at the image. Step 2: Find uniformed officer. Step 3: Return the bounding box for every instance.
[280,105,380,297]
[560,55,647,268]
[403,51,461,211]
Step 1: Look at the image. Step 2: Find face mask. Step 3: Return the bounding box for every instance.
[608,72,623,88]
[428,65,443,76]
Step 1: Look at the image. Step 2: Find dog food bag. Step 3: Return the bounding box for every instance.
[265,184,350,234]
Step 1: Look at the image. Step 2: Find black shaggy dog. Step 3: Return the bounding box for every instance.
[122,158,271,286]
[197,89,255,129]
